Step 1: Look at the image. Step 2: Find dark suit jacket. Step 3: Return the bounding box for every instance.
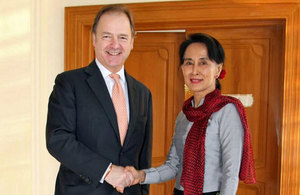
[46,61,153,195]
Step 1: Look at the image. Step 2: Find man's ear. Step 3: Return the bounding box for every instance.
[92,33,96,47]
[131,32,137,50]
[130,38,134,50]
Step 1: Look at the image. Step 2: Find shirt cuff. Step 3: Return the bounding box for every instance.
[141,168,160,184]
[99,163,112,183]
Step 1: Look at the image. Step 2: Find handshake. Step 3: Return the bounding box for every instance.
[104,165,146,193]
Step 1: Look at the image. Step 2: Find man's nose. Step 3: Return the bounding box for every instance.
[110,37,120,47]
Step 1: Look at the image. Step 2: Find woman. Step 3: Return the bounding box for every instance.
[124,33,256,195]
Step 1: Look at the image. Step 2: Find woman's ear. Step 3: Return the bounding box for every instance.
[216,63,223,78]
[218,63,223,74]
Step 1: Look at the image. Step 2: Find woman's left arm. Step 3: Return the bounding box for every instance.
[219,103,244,195]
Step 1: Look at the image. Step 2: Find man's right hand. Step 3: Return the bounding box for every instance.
[104,165,134,193]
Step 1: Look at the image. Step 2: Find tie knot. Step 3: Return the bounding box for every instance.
[110,73,120,82]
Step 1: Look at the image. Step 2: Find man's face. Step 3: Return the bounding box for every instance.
[93,12,134,73]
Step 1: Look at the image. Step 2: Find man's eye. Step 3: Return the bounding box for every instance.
[120,36,128,40]
[102,35,111,39]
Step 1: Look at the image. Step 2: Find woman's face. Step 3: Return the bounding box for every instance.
[181,42,222,97]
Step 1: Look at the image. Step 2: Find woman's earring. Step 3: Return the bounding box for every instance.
[218,69,226,79]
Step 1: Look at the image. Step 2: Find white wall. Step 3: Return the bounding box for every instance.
[0,0,184,195]
[0,0,32,194]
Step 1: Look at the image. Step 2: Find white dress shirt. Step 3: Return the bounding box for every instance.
[95,59,130,183]
[95,58,130,120]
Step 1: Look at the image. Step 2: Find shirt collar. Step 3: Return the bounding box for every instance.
[192,98,205,107]
[95,58,126,82]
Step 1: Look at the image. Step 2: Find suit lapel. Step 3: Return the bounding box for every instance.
[85,61,120,142]
[123,71,138,148]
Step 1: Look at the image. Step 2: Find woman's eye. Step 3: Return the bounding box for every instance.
[184,61,193,65]
[200,61,207,65]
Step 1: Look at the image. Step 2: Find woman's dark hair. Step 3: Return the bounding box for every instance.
[179,33,225,90]
[92,4,135,37]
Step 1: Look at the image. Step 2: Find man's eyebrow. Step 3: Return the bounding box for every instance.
[101,32,112,35]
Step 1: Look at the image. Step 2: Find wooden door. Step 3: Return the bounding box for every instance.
[126,32,185,195]
[186,21,283,195]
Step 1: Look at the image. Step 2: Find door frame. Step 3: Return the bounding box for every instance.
[65,1,300,194]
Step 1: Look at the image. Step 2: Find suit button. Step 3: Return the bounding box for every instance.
[85,178,90,183]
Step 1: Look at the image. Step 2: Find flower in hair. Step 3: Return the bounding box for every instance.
[219,69,226,79]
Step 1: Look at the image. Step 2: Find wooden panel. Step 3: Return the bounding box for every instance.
[82,25,94,65]
[223,39,269,170]
[127,44,169,162]
[237,182,264,195]
[126,32,185,195]
[224,39,269,169]
[65,1,300,194]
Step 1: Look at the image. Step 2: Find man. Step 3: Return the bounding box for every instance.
[46,4,153,195]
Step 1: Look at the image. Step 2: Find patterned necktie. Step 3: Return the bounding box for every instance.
[110,73,128,146]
